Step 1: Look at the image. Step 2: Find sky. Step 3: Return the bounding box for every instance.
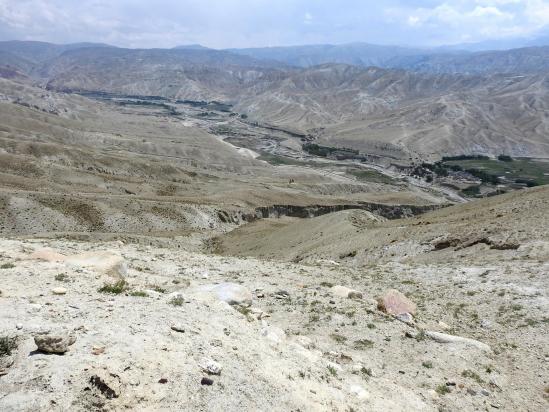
[1,0,549,49]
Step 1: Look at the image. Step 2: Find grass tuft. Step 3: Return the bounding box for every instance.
[98,280,127,294]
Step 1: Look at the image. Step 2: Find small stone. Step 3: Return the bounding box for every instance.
[295,335,315,349]
[331,285,363,299]
[274,290,290,299]
[438,321,451,330]
[481,389,491,396]
[480,319,493,329]
[489,375,502,388]
[158,378,168,384]
[92,346,105,355]
[199,358,222,375]
[52,287,67,295]
[404,330,418,339]
[378,289,416,316]
[15,323,23,330]
[395,312,414,324]
[170,324,185,333]
[467,388,477,396]
[34,333,76,354]
[201,377,214,385]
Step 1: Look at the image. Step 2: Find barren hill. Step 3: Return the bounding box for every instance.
[2,41,549,158]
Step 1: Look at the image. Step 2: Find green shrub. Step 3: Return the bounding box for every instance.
[169,296,184,306]
[130,290,148,297]
[98,281,127,294]
[0,336,17,357]
[436,384,451,395]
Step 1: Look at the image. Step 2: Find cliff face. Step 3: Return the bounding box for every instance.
[254,202,443,220]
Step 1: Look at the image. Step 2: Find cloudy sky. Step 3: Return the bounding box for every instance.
[1,0,549,48]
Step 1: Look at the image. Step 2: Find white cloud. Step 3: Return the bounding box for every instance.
[0,1,549,48]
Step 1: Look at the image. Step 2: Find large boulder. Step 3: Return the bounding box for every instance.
[30,249,66,262]
[377,289,416,316]
[211,283,253,306]
[64,251,127,280]
[34,332,76,354]
[195,283,253,306]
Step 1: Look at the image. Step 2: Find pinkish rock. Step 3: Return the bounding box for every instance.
[377,289,416,316]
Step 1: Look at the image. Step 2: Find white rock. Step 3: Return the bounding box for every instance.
[331,285,363,299]
[51,287,67,295]
[396,312,414,324]
[199,358,222,375]
[294,335,315,349]
[438,321,451,330]
[198,283,252,306]
[349,384,370,400]
[260,325,286,344]
[425,331,492,352]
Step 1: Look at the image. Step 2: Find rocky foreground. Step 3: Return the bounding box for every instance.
[0,235,547,411]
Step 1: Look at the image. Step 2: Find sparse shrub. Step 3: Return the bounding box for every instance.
[235,305,251,316]
[130,290,148,297]
[0,336,17,357]
[436,384,451,395]
[98,280,127,294]
[0,262,15,269]
[367,323,376,329]
[150,285,166,293]
[353,339,374,349]
[327,365,337,376]
[462,369,484,384]
[414,330,427,341]
[169,296,184,306]
[331,334,347,344]
[55,273,69,282]
[309,314,320,323]
[422,361,433,369]
[360,366,373,377]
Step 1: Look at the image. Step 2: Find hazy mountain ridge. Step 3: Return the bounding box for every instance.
[3,41,549,157]
[390,46,549,75]
[228,42,434,68]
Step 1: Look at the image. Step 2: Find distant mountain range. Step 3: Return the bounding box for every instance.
[1,40,549,158]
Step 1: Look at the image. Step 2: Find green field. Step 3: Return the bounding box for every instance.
[257,153,312,166]
[346,168,399,185]
[443,158,549,186]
